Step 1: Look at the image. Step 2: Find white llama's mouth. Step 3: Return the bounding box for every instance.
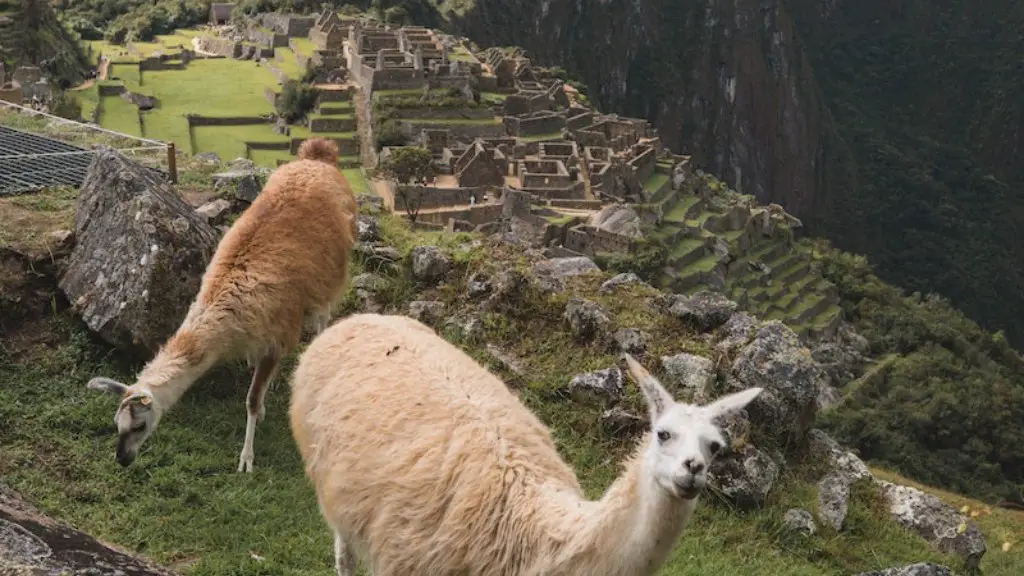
[675,485,701,500]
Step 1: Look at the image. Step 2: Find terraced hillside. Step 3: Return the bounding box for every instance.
[642,167,842,340]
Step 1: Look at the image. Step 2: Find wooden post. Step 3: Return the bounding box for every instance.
[166,142,177,184]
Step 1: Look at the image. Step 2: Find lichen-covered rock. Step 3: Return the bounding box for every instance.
[817,472,851,530]
[713,311,758,356]
[0,483,178,575]
[663,290,738,331]
[408,300,445,324]
[212,169,261,203]
[854,563,953,576]
[564,297,610,342]
[357,214,380,243]
[351,273,385,313]
[601,406,645,434]
[481,269,530,312]
[661,352,716,401]
[356,193,384,214]
[467,271,492,298]
[726,321,830,443]
[410,245,451,284]
[875,481,986,569]
[568,367,624,400]
[598,272,649,295]
[532,256,600,292]
[612,328,649,356]
[59,149,218,355]
[708,444,779,509]
[486,344,525,376]
[782,508,817,535]
[806,429,871,482]
[194,198,231,226]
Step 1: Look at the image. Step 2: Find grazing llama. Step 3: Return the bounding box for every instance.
[88,138,358,473]
[288,313,763,576]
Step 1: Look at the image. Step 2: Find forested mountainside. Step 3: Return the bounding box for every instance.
[430,0,1024,350]
[0,0,89,87]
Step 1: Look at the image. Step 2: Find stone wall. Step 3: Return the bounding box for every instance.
[98,84,126,97]
[187,115,270,127]
[629,147,658,183]
[517,180,586,200]
[390,108,494,120]
[371,68,426,91]
[566,110,594,130]
[412,122,506,141]
[417,203,503,226]
[504,111,565,137]
[196,35,240,58]
[0,84,21,104]
[393,184,488,211]
[310,116,357,133]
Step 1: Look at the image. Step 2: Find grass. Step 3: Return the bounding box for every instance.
[193,125,288,162]
[519,132,564,142]
[0,186,77,255]
[342,168,369,195]
[644,172,670,195]
[290,37,316,57]
[97,95,142,136]
[272,47,306,79]
[1,206,1020,575]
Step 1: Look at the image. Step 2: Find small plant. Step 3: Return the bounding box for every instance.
[377,146,436,223]
[276,80,317,123]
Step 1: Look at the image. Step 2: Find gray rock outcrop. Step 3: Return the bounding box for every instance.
[532,256,600,292]
[410,245,451,284]
[568,367,624,401]
[662,290,738,331]
[0,483,178,575]
[564,297,610,342]
[661,352,715,401]
[853,563,952,576]
[782,508,817,535]
[817,472,852,530]
[59,149,218,354]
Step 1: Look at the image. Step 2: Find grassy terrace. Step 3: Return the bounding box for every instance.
[403,117,500,126]
[519,132,563,142]
[272,47,307,79]
[86,30,202,64]
[644,172,670,195]
[289,36,316,56]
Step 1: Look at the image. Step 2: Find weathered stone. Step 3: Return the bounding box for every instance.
[194,198,232,226]
[598,272,650,295]
[357,214,380,242]
[806,429,871,482]
[612,328,649,356]
[782,508,817,535]
[663,290,738,331]
[564,297,610,342]
[482,269,529,311]
[568,367,624,400]
[410,245,451,284]
[370,246,401,262]
[811,322,870,388]
[875,481,986,569]
[817,472,851,530]
[708,444,779,509]
[408,300,445,324]
[192,151,220,165]
[0,483,178,575]
[467,271,492,298]
[713,311,758,356]
[601,406,645,434]
[853,563,952,576]
[486,344,524,375]
[59,149,218,355]
[727,321,830,443]
[45,229,74,253]
[212,169,262,203]
[352,273,386,293]
[355,193,384,214]
[444,314,484,342]
[661,352,715,400]
[532,256,600,292]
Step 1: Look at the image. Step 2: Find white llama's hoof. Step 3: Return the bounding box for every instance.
[237,451,255,473]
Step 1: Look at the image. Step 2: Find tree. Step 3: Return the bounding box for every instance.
[377,146,435,223]
[276,79,317,123]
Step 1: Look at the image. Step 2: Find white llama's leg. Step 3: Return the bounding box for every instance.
[237,354,279,473]
[334,529,357,576]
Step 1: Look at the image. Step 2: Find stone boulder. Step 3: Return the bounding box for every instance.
[598,272,650,295]
[874,481,986,569]
[612,328,649,356]
[712,311,758,356]
[708,444,780,509]
[854,563,952,576]
[410,245,451,284]
[806,429,871,483]
[661,352,716,401]
[782,508,817,535]
[726,321,830,444]
[601,406,645,435]
[661,290,738,331]
[588,204,642,238]
[568,367,624,401]
[194,198,232,226]
[564,297,610,342]
[356,214,380,243]
[212,169,262,203]
[0,483,178,575]
[817,472,852,531]
[59,149,218,354]
[532,256,600,293]
[408,300,445,324]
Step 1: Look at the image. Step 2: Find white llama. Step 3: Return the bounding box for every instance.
[288,313,763,576]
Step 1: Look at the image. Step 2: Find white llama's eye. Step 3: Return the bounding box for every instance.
[708,440,723,454]
[657,430,671,443]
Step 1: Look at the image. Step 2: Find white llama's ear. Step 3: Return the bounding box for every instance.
[705,387,763,418]
[623,354,672,420]
[87,377,129,396]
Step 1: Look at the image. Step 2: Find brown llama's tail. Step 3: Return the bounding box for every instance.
[298,137,339,165]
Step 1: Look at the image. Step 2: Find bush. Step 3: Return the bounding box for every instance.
[374,119,408,150]
[276,80,317,123]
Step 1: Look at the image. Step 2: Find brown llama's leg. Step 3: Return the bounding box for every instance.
[237,354,279,473]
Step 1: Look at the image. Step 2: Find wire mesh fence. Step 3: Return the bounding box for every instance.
[0,101,175,196]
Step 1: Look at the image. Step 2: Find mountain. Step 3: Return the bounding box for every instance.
[430,0,1024,350]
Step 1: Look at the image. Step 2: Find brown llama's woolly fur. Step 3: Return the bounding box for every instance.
[87,137,358,472]
[298,137,340,165]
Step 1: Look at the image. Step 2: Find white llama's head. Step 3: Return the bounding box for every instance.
[623,354,763,501]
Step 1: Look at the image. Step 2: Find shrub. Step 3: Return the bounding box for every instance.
[276,80,317,123]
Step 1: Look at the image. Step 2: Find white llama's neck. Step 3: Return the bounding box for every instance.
[135,328,217,408]
[555,434,697,576]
